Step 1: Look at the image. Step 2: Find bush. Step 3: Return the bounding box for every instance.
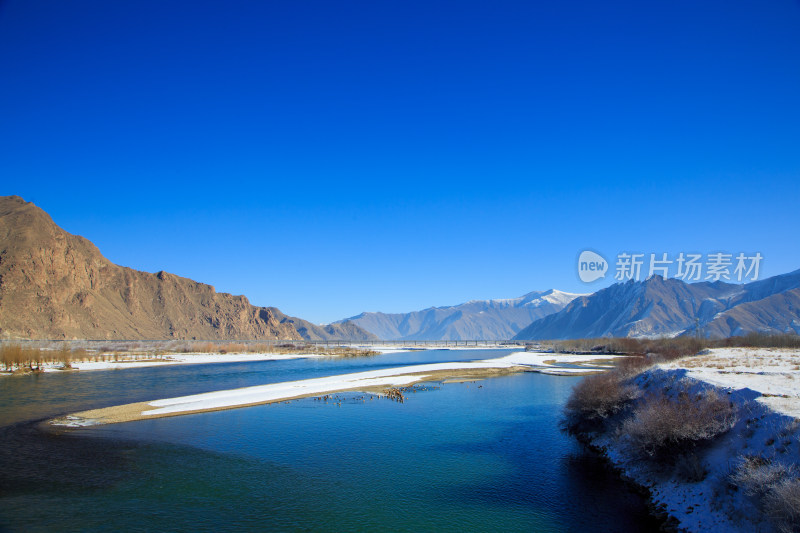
[726,332,800,349]
[613,355,652,378]
[730,456,800,532]
[622,388,737,457]
[563,371,639,433]
[553,333,800,361]
[764,478,800,533]
[1,344,45,370]
[730,456,795,496]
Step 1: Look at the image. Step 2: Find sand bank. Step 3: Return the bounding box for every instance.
[49,352,618,427]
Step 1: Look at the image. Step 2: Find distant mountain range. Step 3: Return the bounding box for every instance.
[335,289,583,340]
[0,196,374,341]
[271,308,377,342]
[337,269,800,342]
[513,270,800,340]
[3,195,798,342]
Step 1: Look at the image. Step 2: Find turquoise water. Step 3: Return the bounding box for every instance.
[0,350,659,531]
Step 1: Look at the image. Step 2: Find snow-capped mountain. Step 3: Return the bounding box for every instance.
[513,269,800,340]
[335,289,585,340]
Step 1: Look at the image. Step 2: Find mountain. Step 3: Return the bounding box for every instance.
[269,308,378,341]
[336,289,583,340]
[702,288,800,338]
[0,195,373,341]
[513,270,800,340]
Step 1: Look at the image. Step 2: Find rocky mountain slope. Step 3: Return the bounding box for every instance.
[270,308,377,342]
[513,270,800,340]
[336,289,583,340]
[0,196,371,341]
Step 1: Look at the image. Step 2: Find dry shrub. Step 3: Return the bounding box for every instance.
[0,344,46,370]
[724,333,800,350]
[614,355,652,378]
[554,333,799,364]
[731,455,800,532]
[217,342,247,354]
[322,347,379,358]
[606,337,648,355]
[764,479,800,533]
[53,347,72,367]
[622,388,737,457]
[730,456,794,496]
[644,337,708,362]
[554,337,710,359]
[563,372,639,433]
[190,342,215,353]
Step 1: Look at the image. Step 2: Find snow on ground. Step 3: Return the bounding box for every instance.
[141,353,557,416]
[538,367,605,375]
[589,348,800,533]
[144,372,430,416]
[660,347,800,418]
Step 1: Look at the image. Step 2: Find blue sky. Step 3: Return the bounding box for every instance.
[1,0,799,323]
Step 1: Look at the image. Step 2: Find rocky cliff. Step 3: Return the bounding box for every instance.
[0,196,368,341]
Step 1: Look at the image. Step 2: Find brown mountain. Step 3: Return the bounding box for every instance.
[0,195,373,341]
[702,288,800,338]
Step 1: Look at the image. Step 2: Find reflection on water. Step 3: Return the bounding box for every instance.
[0,350,660,532]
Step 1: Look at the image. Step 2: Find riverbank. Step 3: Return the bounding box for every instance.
[566,348,800,532]
[49,351,619,427]
[0,343,531,375]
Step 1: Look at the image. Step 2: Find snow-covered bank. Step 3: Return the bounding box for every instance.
[661,347,800,418]
[577,348,800,532]
[50,351,618,426]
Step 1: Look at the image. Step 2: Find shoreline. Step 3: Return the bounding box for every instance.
[2,345,524,375]
[48,351,619,427]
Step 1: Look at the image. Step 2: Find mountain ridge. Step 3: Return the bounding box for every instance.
[336,289,585,340]
[513,270,800,340]
[0,195,373,341]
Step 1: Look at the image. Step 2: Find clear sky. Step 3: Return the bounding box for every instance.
[1,0,799,323]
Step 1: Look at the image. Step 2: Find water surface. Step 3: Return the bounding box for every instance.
[0,350,659,532]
